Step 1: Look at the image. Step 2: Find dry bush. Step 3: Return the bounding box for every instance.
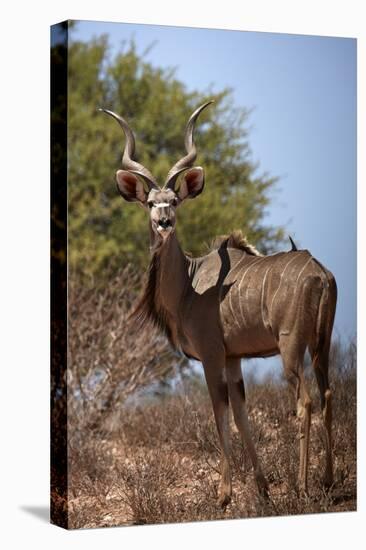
[118,381,221,456]
[67,265,187,434]
[116,451,180,525]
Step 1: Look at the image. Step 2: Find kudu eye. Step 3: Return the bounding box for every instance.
[171,197,178,206]
[147,201,154,209]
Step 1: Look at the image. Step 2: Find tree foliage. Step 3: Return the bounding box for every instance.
[68,34,284,281]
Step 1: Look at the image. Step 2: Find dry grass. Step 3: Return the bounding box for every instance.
[67,339,356,529]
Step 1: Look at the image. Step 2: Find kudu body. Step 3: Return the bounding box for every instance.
[101,102,337,507]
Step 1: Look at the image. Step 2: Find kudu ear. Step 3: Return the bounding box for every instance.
[177,167,205,201]
[116,170,148,204]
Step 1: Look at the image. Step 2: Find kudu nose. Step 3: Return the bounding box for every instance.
[158,218,172,229]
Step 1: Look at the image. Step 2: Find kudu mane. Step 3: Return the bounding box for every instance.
[129,251,172,340]
[209,230,262,256]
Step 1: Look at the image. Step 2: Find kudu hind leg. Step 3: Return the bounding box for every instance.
[202,357,232,508]
[311,348,333,488]
[226,358,268,497]
[280,338,311,494]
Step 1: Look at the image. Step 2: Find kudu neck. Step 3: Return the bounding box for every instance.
[150,228,190,315]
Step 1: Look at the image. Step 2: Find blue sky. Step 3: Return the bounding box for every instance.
[71,21,356,365]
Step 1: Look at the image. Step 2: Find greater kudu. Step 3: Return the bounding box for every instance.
[100,101,337,507]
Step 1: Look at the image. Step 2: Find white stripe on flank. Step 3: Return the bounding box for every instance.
[229,289,241,328]
[295,256,313,287]
[225,249,261,279]
[261,266,271,329]
[237,257,263,326]
[225,250,284,283]
[270,254,299,318]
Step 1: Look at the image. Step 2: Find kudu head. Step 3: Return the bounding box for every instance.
[99,101,213,242]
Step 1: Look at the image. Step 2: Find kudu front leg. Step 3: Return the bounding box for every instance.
[226,358,269,497]
[202,353,232,509]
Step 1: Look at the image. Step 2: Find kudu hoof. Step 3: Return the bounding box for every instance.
[298,484,310,499]
[217,492,231,509]
[255,472,270,499]
[322,475,334,491]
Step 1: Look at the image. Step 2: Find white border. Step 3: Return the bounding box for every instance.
[0,1,364,548]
